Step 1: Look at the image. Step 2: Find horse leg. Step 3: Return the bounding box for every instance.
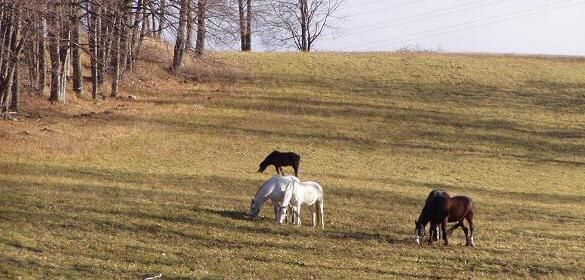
[460,222,470,246]
[429,225,436,243]
[289,205,295,224]
[428,222,435,245]
[295,204,302,226]
[311,207,316,228]
[448,221,462,236]
[432,225,440,242]
[289,206,295,224]
[467,213,475,247]
[318,200,324,229]
[280,166,286,176]
[442,218,449,246]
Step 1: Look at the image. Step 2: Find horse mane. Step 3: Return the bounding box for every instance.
[418,189,450,224]
[281,180,296,207]
[252,184,264,202]
[252,177,273,201]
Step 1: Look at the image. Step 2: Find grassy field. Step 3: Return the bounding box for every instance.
[1,49,585,279]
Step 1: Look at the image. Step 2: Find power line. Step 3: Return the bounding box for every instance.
[346,0,585,50]
[347,0,429,18]
[344,0,425,10]
[343,0,512,37]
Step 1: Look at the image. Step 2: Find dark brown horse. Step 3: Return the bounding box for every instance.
[415,190,475,246]
[258,150,301,177]
[424,189,448,242]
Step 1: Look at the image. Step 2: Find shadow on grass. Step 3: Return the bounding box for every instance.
[98,102,585,167]
[197,207,249,221]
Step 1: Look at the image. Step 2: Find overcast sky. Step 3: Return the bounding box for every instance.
[314,0,585,55]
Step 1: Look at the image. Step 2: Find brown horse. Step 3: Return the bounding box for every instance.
[415,190,475,246]
[258,150,301,177]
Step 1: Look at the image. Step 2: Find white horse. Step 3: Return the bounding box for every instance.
[277,180,324,229]
[248,175,300,222]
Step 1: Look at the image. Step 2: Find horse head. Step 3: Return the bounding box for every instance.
[276,202,288,225]
[247,198,260,220]
[276,181,295,224]
[258,161,270,173]
[415,220,425,245]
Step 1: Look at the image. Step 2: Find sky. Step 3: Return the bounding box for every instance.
[314,0,585,55]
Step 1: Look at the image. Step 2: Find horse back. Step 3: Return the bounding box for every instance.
[297,181,323,203]
[447,195,474,222]
[267,151,300,165]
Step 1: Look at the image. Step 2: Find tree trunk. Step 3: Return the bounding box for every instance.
[185,0,193,51]
[26,22,39,91]
[88,1,100,99]
[119,0,132,77]
[238,0,246,51]
[110,16,121,97]
[48,30,63,103]
[96,8,105,85]
[171,0,188,72]
[195,0,206,56]
[10,58,19,112]
[245,0,252,51]
[38,17,47,95]
[158,0,166,39]
[47,8,70,103]
[128,0,143,72]
[300,0,308,52]
[71,3,83,95]
[136,0,149,58]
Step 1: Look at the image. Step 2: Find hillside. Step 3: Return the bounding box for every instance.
[1,50,585,279]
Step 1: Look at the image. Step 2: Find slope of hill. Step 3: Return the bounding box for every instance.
[1,50,584,279]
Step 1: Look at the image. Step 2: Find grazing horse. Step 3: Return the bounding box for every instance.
[415,190,475,246]
[277,180,324,229]
[258,150,301,177]
[247,175,300,222]
[425,189,449,242]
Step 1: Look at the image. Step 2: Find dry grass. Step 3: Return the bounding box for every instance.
[1,50,585,279]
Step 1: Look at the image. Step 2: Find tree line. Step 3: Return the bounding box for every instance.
[0,0,342,119]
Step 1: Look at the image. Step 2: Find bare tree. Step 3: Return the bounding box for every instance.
[238,0,252,51]
[0,0,38,118]
[87,1,100,99]
[261,0,343,51]
[171,0,189,71]
[0,0,251,118]
[71,1,83,96]
[47,1,71,103]
[185,0,194,51]
[195,0,206,56]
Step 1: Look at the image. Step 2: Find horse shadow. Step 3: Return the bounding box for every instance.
[196,207,249,221]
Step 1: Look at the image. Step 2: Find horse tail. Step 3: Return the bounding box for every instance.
[316,183,324,229]
[464,196,474,218]
[316,198,324,229]
[294,155,300,177]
